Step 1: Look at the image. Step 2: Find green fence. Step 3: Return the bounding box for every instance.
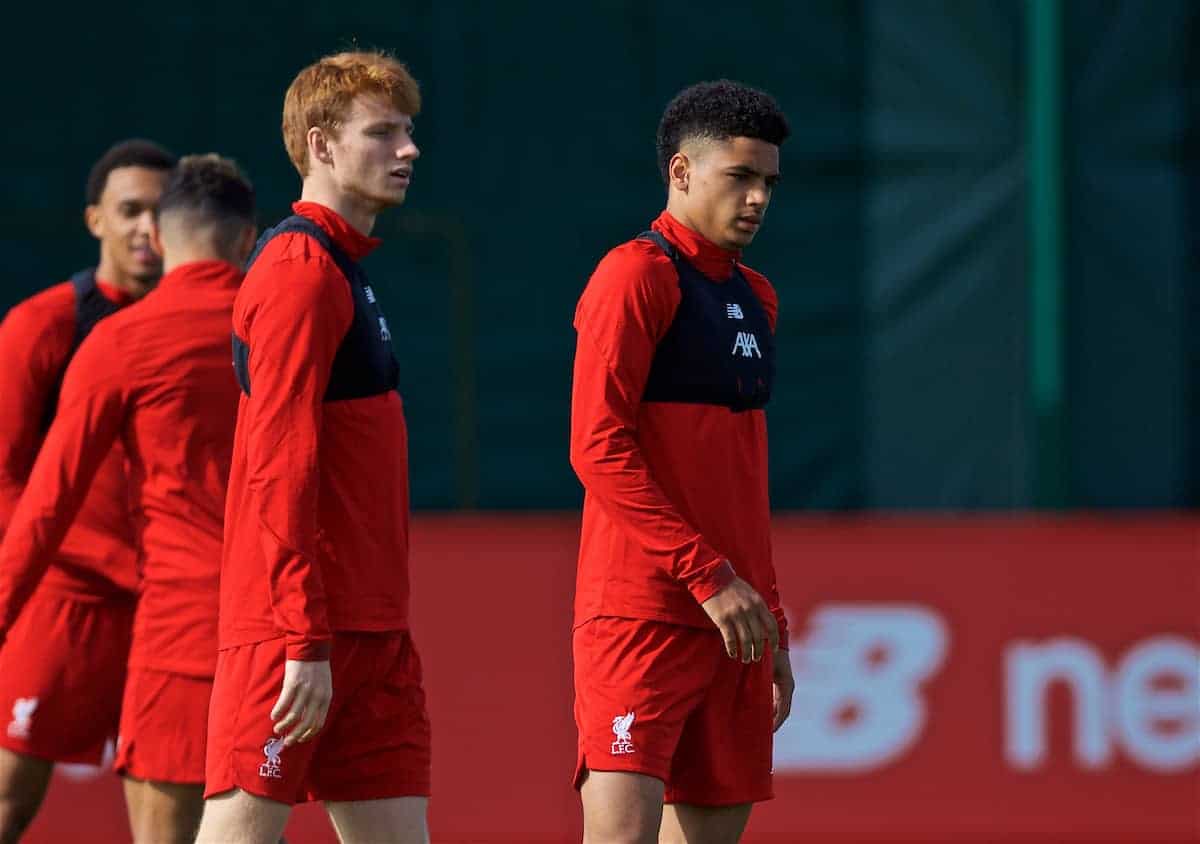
[2,0,1195,510]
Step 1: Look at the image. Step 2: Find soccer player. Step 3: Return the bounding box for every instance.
[569,80,796,844]
[0,153,256,843]
[0,139,174,843]
[195,50,430,844]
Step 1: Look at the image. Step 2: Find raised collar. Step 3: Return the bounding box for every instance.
[292,201,382,261]
[650,211,742,282]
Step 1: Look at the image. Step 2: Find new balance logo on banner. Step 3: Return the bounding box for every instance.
[774,605,948,773]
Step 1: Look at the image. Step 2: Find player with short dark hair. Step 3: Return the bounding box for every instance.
[570,80,795,843]
[0,138,174,843]
[197,50,430,844]
[0,153,256,844]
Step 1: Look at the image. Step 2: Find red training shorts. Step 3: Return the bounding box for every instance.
[573,617,775,806]
[114,667,212,784]
[0,589,133,765]
[204,631,431,805]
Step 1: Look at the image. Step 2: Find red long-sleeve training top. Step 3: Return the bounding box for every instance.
[220,201,411,662]
[0,278,137,600]
[570,211,789,648]
[0,261,243,676]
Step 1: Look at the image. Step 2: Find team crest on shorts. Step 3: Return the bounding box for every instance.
[259,737,285,779]
[611,711,636,755]
[7,698,37,740]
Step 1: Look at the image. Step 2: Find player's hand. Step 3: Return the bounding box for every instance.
[700,576,779,663]
[271,658,332,747]
[772,647,794,732]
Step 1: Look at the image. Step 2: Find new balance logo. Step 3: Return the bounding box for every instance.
[378,316,392,342]
[364,286,377,304]
[611,711,636,755]
[259,737,284,779]
[726,303,744,320]
[732,331,761,358]
[7,697,36,740]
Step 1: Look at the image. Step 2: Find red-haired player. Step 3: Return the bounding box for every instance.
[197,51,430,844]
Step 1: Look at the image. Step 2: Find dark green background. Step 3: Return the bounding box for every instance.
[2,0,1195,510]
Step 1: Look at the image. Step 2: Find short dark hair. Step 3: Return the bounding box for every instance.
[656,80,790,184]
[85,139,176,205]
[157,154,256,256]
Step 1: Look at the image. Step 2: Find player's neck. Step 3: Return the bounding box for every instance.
[300,180,378,238]
[95,251,154,299]
[664,198,713,247]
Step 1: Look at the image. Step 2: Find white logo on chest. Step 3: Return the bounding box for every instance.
[732,331,761,358]
[726,303,744,320]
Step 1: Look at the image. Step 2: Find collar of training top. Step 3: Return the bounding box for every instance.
[291,201,382,261]
[652,210,742,282]
[157,260,243,291]
[93,277,135,306]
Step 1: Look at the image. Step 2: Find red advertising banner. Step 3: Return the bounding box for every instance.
[21,515,1199,842]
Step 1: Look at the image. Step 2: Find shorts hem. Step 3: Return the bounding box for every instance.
[0,735,103,767]
[574,752,671,791]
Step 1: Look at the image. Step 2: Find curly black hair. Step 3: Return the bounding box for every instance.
[85,139,176,206]
[656,80,790,184]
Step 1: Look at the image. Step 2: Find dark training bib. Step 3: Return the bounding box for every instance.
[233,216,399,402]
[639,231,775,412]
[40,269,122,432]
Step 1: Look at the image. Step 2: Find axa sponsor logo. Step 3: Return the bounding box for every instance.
[772,604,1200,775]
[732,331,761,358]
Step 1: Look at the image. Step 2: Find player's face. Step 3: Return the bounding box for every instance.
[327,95,420,210]
[683,137,780,250]
[86,166,168,286]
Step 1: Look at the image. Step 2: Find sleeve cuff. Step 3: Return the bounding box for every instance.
[684,558,737,605]
[285,638,331,661]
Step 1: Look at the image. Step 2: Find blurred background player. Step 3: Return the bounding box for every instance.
[0,154,255,843]
[196,51,431,844]
[0,139,174,843]
[569,81,795,844]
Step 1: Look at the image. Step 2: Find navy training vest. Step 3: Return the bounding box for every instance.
[233,215,399,402]
[638,230,775,412]
[40,269,122,432]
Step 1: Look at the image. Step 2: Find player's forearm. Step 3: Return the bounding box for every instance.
[570,429,734,602]
[265,555,332,660]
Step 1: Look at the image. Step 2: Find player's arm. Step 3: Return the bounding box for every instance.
[569,247,778,662]
[239,254,352,745]
[0,303,68,535]
[0,328,127,640]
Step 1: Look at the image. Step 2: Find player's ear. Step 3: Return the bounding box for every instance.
[669,152,690,193]
[308,126,333,168]
[84,204,104,240]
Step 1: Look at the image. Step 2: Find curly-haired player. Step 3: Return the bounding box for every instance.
[569,80,795,843]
